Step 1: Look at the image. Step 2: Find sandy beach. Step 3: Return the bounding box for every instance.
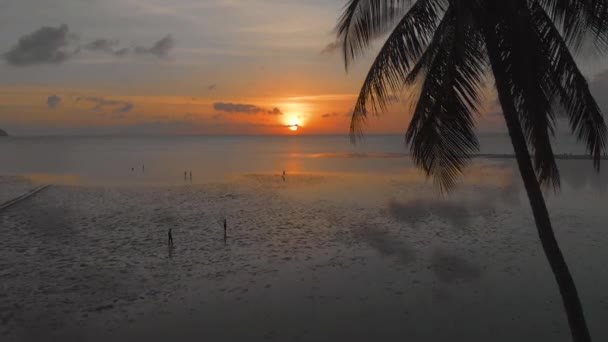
[1,164,607,341]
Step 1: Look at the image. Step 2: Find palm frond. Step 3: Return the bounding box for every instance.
[537,0,608,52]
[337,0,438,69]
[531,1,608,170]
[346,0,448,140]
[405,9,486,192]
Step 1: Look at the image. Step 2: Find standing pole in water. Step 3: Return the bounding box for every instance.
[189,171,192,182]
[142,164,145,173]
[223,218,227,242]
[168,228,174,246]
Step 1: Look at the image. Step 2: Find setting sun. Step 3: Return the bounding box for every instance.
[288,125,299,131]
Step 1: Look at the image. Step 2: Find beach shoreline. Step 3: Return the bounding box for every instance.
[1,169,607,341]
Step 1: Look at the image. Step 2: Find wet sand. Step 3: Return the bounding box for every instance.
[1,168,608,341]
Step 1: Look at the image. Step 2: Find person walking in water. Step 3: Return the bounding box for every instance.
[282,170,286,182]
[168,228,174,246]
[189,171,192,182]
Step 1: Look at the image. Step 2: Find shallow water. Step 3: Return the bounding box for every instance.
[1,136,607,341]
[0,134,594,185]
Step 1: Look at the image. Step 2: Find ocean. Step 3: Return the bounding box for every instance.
[1,133,607,341]
[0,133,596,185]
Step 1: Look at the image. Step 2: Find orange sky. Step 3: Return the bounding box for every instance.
[0,0,604,136]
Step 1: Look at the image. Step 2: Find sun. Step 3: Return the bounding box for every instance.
[286,117,301,132]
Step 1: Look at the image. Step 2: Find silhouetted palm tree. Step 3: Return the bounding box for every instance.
[337,1,608,341]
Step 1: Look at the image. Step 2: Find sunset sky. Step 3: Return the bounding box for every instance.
[2,0,608,136]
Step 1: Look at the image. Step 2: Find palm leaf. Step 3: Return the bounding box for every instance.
[405,9,486,192]
[531,0,608,169]
[337,0,415,69]
[345,0,447,140]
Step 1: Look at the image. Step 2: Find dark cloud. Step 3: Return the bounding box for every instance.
[115,103,133,113]
[207,84,217,91]
[77,97,134,113]
[321,111,351,119]
[84,39,118,52]
[214,102,261,114]
[47,95,61,109]
[135,35,175,58]
[82,38,131,57]
[114,48,130,57]
[5,25,175,65]
[4,24,75,66]
[268,107,283,115]
[321,40,341,54]
[213,102,283,115]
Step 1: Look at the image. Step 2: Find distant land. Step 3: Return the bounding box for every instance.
[309,152,608,160]
[0,129,8,137]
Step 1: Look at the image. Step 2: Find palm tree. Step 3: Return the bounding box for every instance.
[337,0,608,341]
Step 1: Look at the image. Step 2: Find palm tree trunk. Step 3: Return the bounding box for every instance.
[500,96,591,342]
[486,39,592,341]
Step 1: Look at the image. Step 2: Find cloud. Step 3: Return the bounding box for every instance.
[321,40,341,54]
[134,35,175,58]
[4,26,175,65]
[207,84,217,91]
[115,103,134,113]
[4,24,75,66]
[83,38,130,57]
[77,97,134,114]
[213,102,283,115]
[268,107,283,115]
[84,39,119,52]
[321,112,340,118]
[47,95,62,109]
[114,48,130,57]
[321,111,351,119]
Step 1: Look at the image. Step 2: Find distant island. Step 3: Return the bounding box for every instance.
[0,129,8,137]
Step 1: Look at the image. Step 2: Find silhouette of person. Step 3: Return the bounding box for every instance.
[189,171,192,182]
[184,171,187,181]
[282,170,286,182]
[142,164,145,173]
[131,167,134,172]
[168,228,174,246]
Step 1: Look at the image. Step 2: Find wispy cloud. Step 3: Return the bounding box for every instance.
[77,97,134,113]
[213,102,283,115]
[321,111,351,119]
[320,39,341,55]
[47,95,62,109]
[134,35,175,58]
